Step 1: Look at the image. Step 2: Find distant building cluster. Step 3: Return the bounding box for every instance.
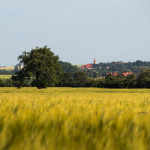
[79,58,97,70]
[107,72,133,76]
[81,64,93,69]
[79,58,133,77]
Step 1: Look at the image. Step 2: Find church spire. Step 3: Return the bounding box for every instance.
[94,58,97,64]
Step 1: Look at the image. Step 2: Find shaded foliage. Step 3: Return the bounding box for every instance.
[2,69,150,88]
[59,73,74,87]
[59,61,78,76]
[12,46,62,89]
[0,70,14,75]
[136,70,150,88]
[73,71,88,87]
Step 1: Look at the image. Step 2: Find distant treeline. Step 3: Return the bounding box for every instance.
[1,60,150,77]
[1,69,150,88]
[0,70,14,75]
[81,60,150,77]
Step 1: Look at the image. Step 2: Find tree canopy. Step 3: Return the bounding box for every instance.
[74,71,87,87]
[59,61,78,76]
[12,46,62,89]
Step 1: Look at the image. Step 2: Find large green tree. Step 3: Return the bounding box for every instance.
[12,46,62,89]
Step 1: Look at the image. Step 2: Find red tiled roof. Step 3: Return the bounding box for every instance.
[112,73,117,76]
[86,64,93,68]
[81,64,93,69]
[122,72,132,76]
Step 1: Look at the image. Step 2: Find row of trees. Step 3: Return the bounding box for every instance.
[0,70,14,75]
[1,70,150,88]
[59,69,150,88]
[0,79,13,87]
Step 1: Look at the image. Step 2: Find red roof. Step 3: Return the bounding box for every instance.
[122,72,132,76]
[82,65,85,69]
[86,64,93,68]
[81,64,93,69]
[112,73,117,76]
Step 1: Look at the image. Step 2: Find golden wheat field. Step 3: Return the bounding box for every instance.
[0,67,14,71]
[0,87,150,150]
[0,75,12,79]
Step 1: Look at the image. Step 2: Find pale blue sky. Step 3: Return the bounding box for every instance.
[0,0,150,66]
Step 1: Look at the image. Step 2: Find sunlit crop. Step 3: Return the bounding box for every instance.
[0,75,12,79]
[0,67,14,70]
[0,88,150,150]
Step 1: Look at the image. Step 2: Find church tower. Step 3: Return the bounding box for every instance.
[94,58,97,64]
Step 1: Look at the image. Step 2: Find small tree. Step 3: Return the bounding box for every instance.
[74,71,87,87]
[136,69,150,88]
[60,73,74,87]
[12,46,62,89]
[0,79,4,87]
[124,74,136,88]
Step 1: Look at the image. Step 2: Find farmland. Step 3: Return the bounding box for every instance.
[0,87,150,150]
[0,67,14,71]
[0,75,12,79]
